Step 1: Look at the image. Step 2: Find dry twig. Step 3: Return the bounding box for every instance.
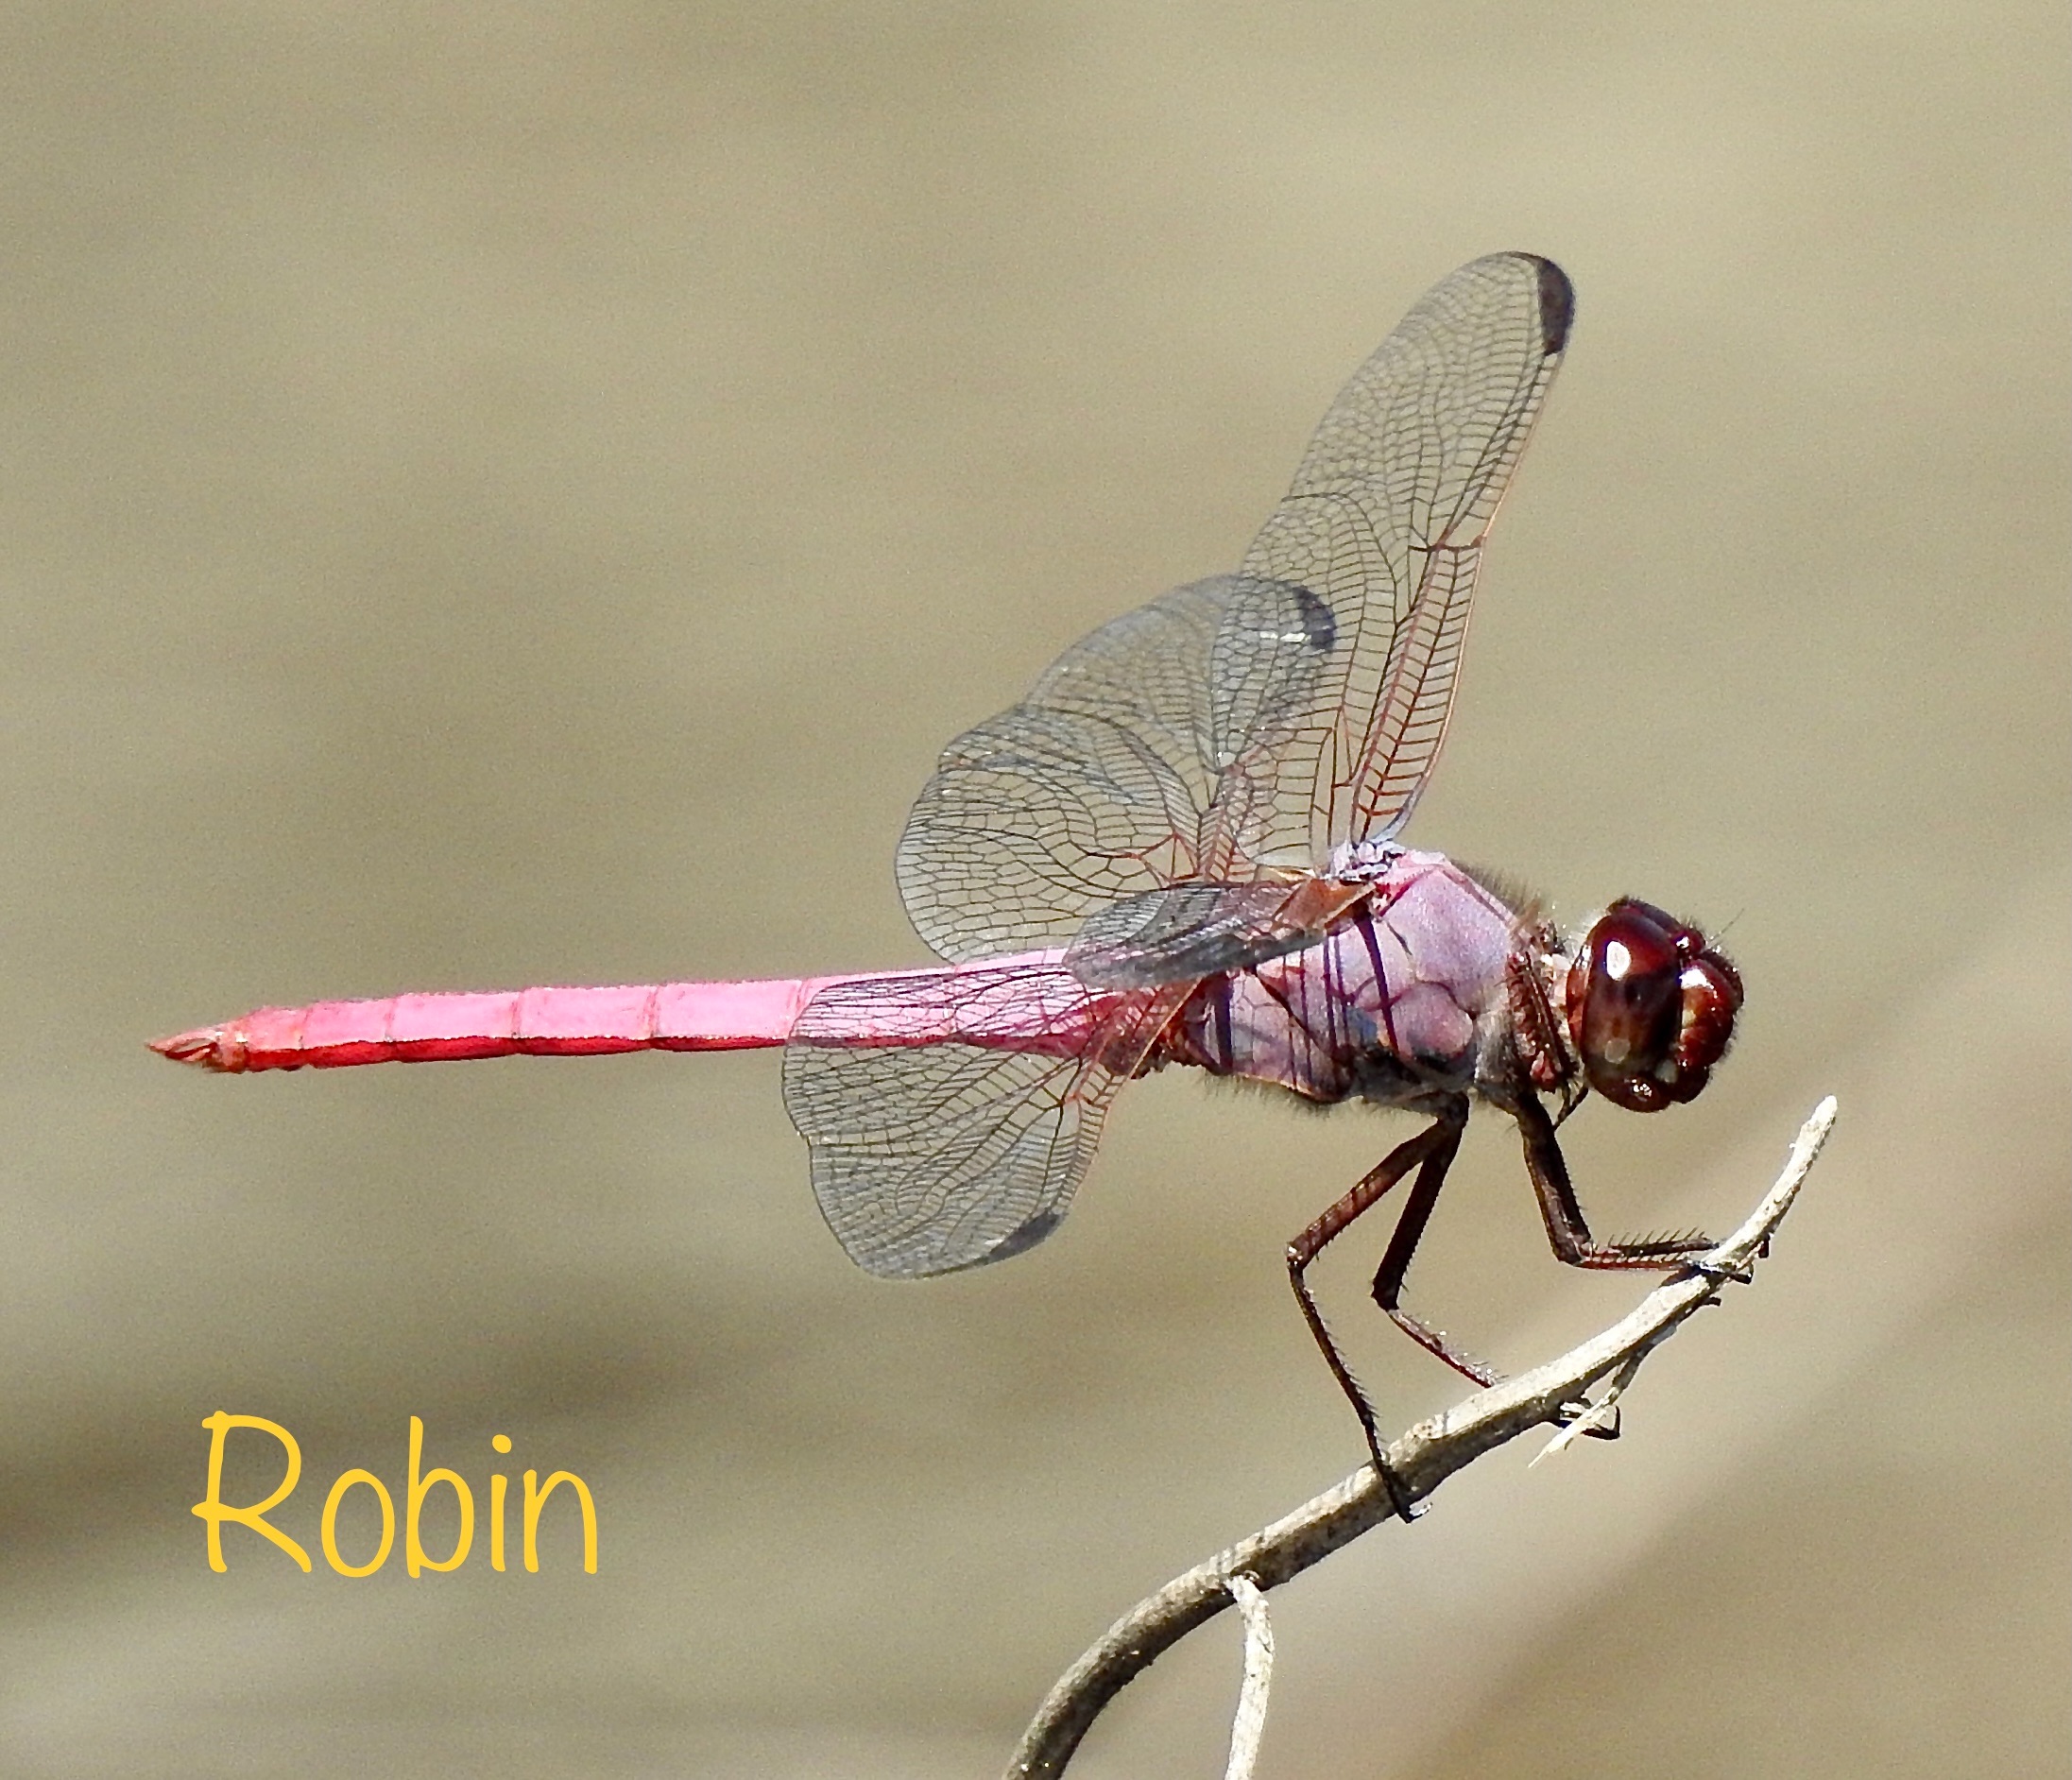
[1004,1096,1838,1778]
[1221,1573,1274,1780]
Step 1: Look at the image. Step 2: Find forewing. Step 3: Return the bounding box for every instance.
[896,573,1334,963]
[1063,875,1371,991]
[1241,252,1573,861]
[782,968,1181,1277]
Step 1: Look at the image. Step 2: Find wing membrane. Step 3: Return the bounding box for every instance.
[896,573,1334,963]
[783,969,1181,1276]
[1241,251,1571,861]
[1063,875,1372,991]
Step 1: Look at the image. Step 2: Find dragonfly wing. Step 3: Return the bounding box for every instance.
[1063,876,1372,990]
[897,573,1334,963]
[785,1039,1106,1277]
[782,968,1181,1277]
[899,257,1568,972]
[1240,252,1573,861]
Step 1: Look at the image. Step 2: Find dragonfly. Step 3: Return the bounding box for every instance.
[157,253,1741,1504]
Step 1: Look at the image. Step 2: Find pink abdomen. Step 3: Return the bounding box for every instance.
[152,950,1102,1073]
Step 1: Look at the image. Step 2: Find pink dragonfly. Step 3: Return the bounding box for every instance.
[157,254,1741,1500]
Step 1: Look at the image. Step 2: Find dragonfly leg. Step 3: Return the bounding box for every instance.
[1286,1104,1466,1517]
[1515,1096,1715,1270]
[1367,1126,1503,1391]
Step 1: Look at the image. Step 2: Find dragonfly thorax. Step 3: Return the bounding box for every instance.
[1163,849,1526,1109]
[1324,837,1409,883]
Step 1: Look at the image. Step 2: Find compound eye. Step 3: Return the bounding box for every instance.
[1567,902,1686,1111]
[1565,901,1743,1112]
[1670,952,1743,1103]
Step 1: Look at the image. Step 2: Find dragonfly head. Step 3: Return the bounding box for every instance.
[1565,899,1741,1113]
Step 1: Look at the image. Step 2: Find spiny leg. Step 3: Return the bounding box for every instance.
[1509,1094,1737,1439]
[1286,1105,1465,1516]
[1368,1125,1501,1389]
[1515,1095,1721,1271]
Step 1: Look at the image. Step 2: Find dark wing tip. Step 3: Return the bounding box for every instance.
[1517,254,1575,356]
[971,1209,1064,1267]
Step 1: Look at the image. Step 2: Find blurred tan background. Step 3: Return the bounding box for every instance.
[1,4,2065,1775]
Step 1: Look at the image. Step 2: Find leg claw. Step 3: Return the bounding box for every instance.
[1371,1455,1425,1522]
